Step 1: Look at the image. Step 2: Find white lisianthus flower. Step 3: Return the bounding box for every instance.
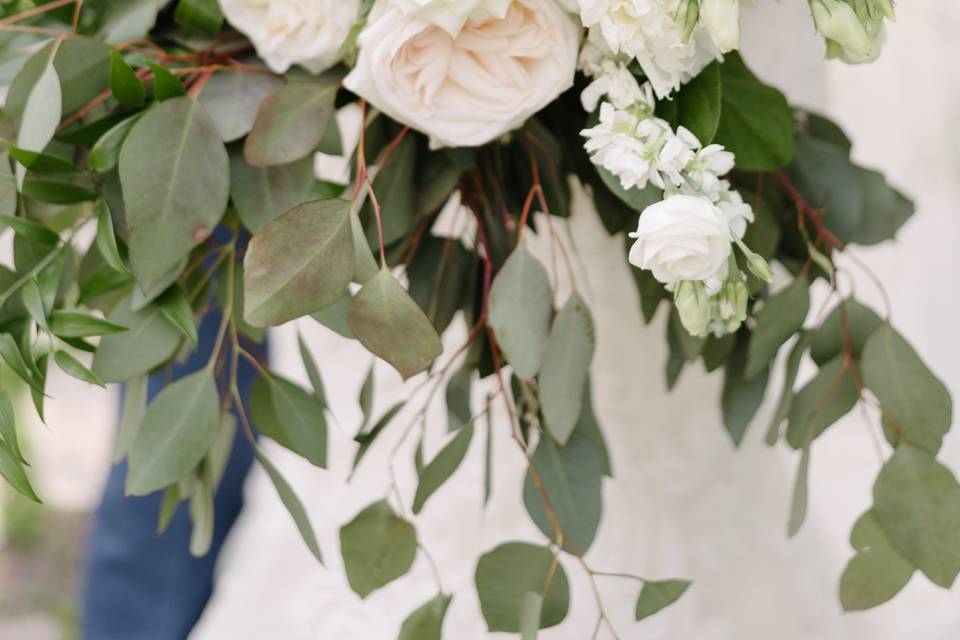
[715,188,754,239]
[219,0,359,73]
[345,1,580,148]
[684,143,735,200]
[387,0,513,35]
[700,0,740,53]
[628,194,732,292]
[577,0,720,97]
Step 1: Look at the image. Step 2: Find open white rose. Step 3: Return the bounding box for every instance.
[628,194,732,292]
[344,0,580,148]
[219,0,359,73]
[387,0,513,35]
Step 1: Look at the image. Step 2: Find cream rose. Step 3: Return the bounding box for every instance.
[344,0,580,148]
[387,0,513,35]
[219,0,359,73]
[628,194,732,292]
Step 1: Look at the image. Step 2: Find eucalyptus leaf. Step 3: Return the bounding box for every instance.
[635,579,691,621]
[839,510,915,611]
[397,594,452,640]
[413,423,474,514]
[785,354,859,448]
[746,277,809,379]
[245,82,338,166]
[250,374,327,468]
[92,298,183,383]
[255,446,324,563]
[340,500,417,598]
[109,49,145,107]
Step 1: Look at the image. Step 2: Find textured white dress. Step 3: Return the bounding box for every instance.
[192,4,960,639]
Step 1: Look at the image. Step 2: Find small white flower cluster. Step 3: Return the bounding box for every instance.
[575,0,732,98]
[579,62,769,337]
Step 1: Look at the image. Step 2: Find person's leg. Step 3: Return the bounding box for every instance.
[82,308,263,640]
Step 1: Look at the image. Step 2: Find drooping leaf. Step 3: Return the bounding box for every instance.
[444,364,472,432]
[488,248,552,380]
[872,444,960,588]
[538,294,596,445]
[48,310,126,338]
[364,133,416,246]
[810,298,882,366]
[156,285,198,349]
[787,443,811,537]
[722,340,769,447]
[861,325,952,455]
[475,542,570,633]
[413,423,474,514]
[4,144,79,176]
[352,402,405,474]
[397,594,452,640]
[112,374,147,464]
[340,500,417,598]
[745,277,809,379]
[147,62,186,100]
[244,198,354,326]
[785,354,859,448]
[92,298,183,382]
[0,442,40,503]
[0,390,24,464]
[766,331,813,446]
[297,333,328,409]
[14,50,61,186]
[839,510,915,611]
[229,150,316,232]
[244,82,338,166]
[714,52,795,171]
[188,479,214,557]
[54,350,105,388]
[90,113,142,173]
[847,167,914,246]
[119,97,228,292]
[348,268,443,380]
[249,374,327,468]
[523,425,605,555]
[635,579,691,621]
[109,49,145,107]
[126,368,220,496]
[255,447,324,563]
[95,200,129,274]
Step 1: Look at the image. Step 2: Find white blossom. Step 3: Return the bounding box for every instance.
[386,0,513,35]
[576,0,720,97]
[580,59,653,112]
[700,0,741,53]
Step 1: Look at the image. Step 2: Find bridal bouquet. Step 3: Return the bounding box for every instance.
[0,0,954,635]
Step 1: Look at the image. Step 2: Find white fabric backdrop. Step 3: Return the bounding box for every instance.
[182,3,958,639]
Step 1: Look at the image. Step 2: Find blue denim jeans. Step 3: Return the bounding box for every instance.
[82,307,262,640]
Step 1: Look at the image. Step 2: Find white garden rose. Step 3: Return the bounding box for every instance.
[628,194,732,292]
[219,0,359,73]
[387,0,513,35]
[344,0,580,148]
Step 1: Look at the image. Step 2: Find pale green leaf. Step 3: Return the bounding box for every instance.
[340,500,417,598]
[746,277,809,379]
[397,594,452,640]
[839,510,915,611]
[244,82,338,166]
[488,248,552,380]
[413,423,474,514]
[635,579,691,621]
[92,298,183,382]
[255,446,324,563]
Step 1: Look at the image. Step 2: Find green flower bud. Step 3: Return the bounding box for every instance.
[810,0,873,57]
[674,280,710,337]
[675,0,701,43]
[747,253,774,284]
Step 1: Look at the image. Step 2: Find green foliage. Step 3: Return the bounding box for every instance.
[397,594,452,640]
[244,81,338,167]
[839,510,914,611]
[635,579,691,621]
[250,373,327,468]
[475,542,570,632]
[340,500,417,598]
[413,423,474,514]
[256,447,324,564]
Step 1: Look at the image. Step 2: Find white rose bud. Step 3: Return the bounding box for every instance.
[701,0,741,53]
[628,194,733,293]
[345,1,580,148]
[809,0,873,58]
[219,0,360,73]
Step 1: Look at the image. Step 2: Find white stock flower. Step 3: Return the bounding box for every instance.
[576,0,720,97]
[684,143,735,200]
[628,194,733,292]
[715,188,753,239]
[700,0,740,53]
[219,0,359,73]
[387,0,513,35]
[580,59,654,112]
[344,1,580,148]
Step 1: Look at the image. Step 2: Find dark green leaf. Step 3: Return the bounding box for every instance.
[244,198,354,326]
[0,213,59,244]
[21,175,98,204]
[147,62,186,101]
[445,364,472,432]
[348,268,443,380]
[0,389,24,464]
[489,247,552,380]
[365,134,416,245]
[539,294,596,446]
[787,443,811,537]
[722,341,769,447]
[297,332,328,408]
[109,49,145,107]
[766,331,813,446]
[848,167,914,246]
[673,61,721,144]
[714,52,795,170]
[5,144,79,175]
[0,334,43,394]
[413,423,474,514]
[199,71,282,143]
[244,82,338,166]
[90,114,142,173]
[475,542,569,632]
[352,402,404,473]
[0,441,40,502]
[174,0,224,34]
[156,285,198,349]
[340,500,417,598]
